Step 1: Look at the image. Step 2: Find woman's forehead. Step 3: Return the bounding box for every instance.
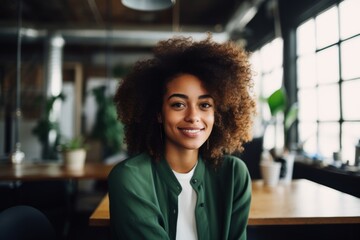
[164,74,209,96]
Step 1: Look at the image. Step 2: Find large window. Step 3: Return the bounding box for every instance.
[250,37,284,150]
[296,0,360,164]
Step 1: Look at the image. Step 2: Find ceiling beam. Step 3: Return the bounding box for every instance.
[0,27,229,47]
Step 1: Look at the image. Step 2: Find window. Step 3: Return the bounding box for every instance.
[296,0,360,164]
[250,37,284,150]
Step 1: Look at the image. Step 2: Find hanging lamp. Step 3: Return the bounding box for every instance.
[121,0,175,11]
[10,0,25,164]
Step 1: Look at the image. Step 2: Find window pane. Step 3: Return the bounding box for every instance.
[298,89,317,121]
[250,38,284,141]
[260,38,283,73]
[297,54,316,88]
[342,122,360,165]
[339,0,360,39]
[316,46,339,84]
[298,122,317,154]
[297,19,316,56]
[260,43,274,73]
[250,51,262,96]
[261,101,271,122]
[316,6,339,49]
[319,123,340,158]
[271,38,283,68]
[341,36,360,80]
[263,115,284,150]
[318,84,340,121]
[342,80,360,120]
[262,68,283,97]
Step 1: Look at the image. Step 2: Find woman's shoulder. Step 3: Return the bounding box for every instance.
[213,155,251,183]
[216,155,251,194]
[220,155,248,173]
[108,152,153,184]
[108,153,159,220]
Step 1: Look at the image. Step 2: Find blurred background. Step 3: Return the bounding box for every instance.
[1,0,359,165]
[0,0,359,239]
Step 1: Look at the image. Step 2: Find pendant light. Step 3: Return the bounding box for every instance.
[10,0,25,164]
[121,0,175,11]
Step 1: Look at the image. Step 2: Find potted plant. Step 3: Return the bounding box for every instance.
[263,87,298,183]
[266,87,298,148]
[90,85,125,158]
[60,136,88,171]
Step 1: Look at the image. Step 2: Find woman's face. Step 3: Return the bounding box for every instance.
[161,73,215,152]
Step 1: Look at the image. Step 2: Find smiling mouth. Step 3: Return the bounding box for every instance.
[178,128,205,136]
[181,129,202,133]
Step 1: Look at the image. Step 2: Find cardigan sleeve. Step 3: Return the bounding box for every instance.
[228,157,252,240]
[108,160,170,240]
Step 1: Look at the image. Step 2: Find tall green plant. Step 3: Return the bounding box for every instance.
[267,88,298,131]
[32,93,65,160]
[266,87,298,151]
[91,85,124,157]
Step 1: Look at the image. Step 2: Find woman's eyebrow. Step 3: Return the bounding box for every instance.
[167,93,213,100]
[199,94,213,99]
[168,93,188,100]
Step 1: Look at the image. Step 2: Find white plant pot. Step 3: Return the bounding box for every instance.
[63,149,86,171]
[260,161,281,187]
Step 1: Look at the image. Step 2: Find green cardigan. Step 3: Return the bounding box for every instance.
[108,153,251,240]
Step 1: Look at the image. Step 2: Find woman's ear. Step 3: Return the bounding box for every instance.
[157,113,162,123]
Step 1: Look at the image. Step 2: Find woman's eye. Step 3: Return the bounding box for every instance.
[200,103,212,109]
[171,102,185,109]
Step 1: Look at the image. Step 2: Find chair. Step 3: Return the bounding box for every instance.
[235,136,264,179]
[0,205,56,240]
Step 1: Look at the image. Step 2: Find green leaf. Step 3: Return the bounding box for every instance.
[61,136,87,151]
[285,102,299,130]
[90,85,125,155]
[267,88,287,116]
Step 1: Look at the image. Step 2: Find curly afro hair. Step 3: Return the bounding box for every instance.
[114,35,256,167]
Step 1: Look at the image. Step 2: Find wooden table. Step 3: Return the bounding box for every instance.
[0,161,115,235]
[90,193,110,226]
[249,179,360,225]
[0,162,114,181]
[89,179,360,227]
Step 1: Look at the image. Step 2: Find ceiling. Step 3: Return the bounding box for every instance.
[0,0,266,48]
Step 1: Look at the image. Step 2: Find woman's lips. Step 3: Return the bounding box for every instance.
[178,127,204,137]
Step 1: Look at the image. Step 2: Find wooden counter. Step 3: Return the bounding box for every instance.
[0,162,114,181]
[249,179,360,225]
[89,179,360,227]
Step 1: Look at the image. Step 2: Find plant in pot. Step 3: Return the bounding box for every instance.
[262,87,299,183]
[90,85,125,159]
[60,136,88,171]
[266,88,298,149]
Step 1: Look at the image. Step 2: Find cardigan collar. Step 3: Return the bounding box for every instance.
[154,155,206,195]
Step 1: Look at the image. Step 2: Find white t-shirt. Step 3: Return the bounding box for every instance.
[172,165,198,240]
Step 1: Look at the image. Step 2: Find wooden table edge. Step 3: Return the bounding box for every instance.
[89,217,360,227]
[89,218,110,227]
[89,193,110,227]
[248,216,360,225]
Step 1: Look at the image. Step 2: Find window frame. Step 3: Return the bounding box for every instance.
[294,0,360,164]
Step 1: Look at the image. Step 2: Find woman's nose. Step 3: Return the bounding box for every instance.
[184,107,200,123]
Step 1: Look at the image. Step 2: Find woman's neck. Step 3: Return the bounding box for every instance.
[165,146,198,173]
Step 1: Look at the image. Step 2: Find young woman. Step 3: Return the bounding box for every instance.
[109,35,256,240]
